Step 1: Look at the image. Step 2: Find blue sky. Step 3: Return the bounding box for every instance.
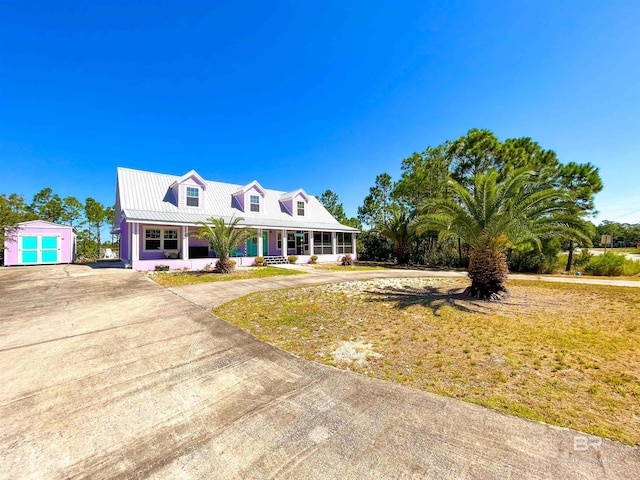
[1,1,639,225]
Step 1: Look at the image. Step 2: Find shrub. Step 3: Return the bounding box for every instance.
[288,255,298,264]
[215,258,236,274]
[572,249,593,269]
[508,239,561,274]
[254,256,265,267]
[584,253,625,276]
[341,254,353,266]
[624,259,640,276]
[154,265,170,272]
[310,255,318,264]
[358,231,393,261]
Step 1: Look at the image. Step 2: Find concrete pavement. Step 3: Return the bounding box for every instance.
[1,264,639,479]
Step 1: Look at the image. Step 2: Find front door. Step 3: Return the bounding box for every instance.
[262,231,269,256]
[295,232,308,255]
[246,237,258,256]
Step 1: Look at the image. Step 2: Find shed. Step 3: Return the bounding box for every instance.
[3,220,77,266]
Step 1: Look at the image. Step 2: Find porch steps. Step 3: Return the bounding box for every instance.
[264,255,289,265]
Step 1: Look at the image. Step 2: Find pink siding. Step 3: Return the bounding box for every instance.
[3,221,76,266]
[176,176,205,209]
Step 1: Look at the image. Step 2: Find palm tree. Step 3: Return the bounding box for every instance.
[195,216,256,273]
[377,204,415,265]
[416,168,591,300]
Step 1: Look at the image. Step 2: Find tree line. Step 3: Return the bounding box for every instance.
[1,188,114,261]
[319,129,637,296]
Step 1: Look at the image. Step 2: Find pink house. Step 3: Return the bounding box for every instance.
[114,168,359,271]
[3,220,77,266]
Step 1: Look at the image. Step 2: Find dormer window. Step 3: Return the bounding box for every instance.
[250,195,260,212]
[297,201,305,216]
[186,187,199,207]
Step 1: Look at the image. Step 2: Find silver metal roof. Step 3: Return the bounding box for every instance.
[116,167,359,232]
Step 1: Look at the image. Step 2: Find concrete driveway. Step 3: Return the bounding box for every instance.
[1,265,638,479]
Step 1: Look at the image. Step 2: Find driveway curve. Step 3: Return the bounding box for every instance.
[1,265,638,479]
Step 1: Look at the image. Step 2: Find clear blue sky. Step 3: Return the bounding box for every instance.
[1,1,639,225]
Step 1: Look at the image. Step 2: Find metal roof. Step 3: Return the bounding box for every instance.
[116,167,359,232]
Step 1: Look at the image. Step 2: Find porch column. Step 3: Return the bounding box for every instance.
[351,233,357,258]
[182,226,189,259]
[258,228,263,257]
[131,223,140,262]
[331,231,337,256]
[281,229,287,255]
[308,230,314,256]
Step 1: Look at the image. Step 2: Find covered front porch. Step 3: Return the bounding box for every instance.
[120,223,357,271]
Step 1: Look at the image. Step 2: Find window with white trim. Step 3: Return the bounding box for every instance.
[186,187,199,207]
[313,232,332,254]
[144,227,179,251]
[277,232,282,249]
[250,195,260,212]
[336,232,353,254]
[287,233,295,250]
[297,201,305,216]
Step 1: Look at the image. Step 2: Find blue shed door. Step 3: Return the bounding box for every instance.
[20,235,59,264]
[21,236,38,264]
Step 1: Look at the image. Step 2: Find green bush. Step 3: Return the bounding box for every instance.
[254,256,265,267]
[310,255,318,264]
[509,239,561,274]
[572,249,593,269]
[582,252,640,276]
[287,255,298,264]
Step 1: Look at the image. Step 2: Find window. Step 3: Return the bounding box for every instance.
[250,195,260,212]
[164,229,179,250]
[297,201,305,216]
[313,232,332,254]
[186,187,199,207]
[287,233,295,250]
[145,227,179,251]
[145,229,161,250]
[277,232,282,249]
[337,232,353,254]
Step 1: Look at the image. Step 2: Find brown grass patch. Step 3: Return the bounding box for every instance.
[213,278,640,445]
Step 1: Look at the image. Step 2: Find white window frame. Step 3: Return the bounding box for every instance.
[297,201,305,216]
[250,195,260,212]
[144,227,180,252]
[336,232,353,254]
[277,232,282,249]
[186,187,199,207]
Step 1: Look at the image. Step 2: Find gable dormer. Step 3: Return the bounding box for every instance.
[170,170,206,209]
[232,180,266,213]
[279,189,310,217]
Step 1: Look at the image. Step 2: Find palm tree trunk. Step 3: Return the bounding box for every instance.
[466,236,509,300]
[565,239,574,272]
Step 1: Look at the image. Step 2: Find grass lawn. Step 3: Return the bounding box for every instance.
[147,266,306,286]
[214,277,640,445]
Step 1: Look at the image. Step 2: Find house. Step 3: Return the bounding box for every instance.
[114,167,359,271]
[3,220,77,266]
